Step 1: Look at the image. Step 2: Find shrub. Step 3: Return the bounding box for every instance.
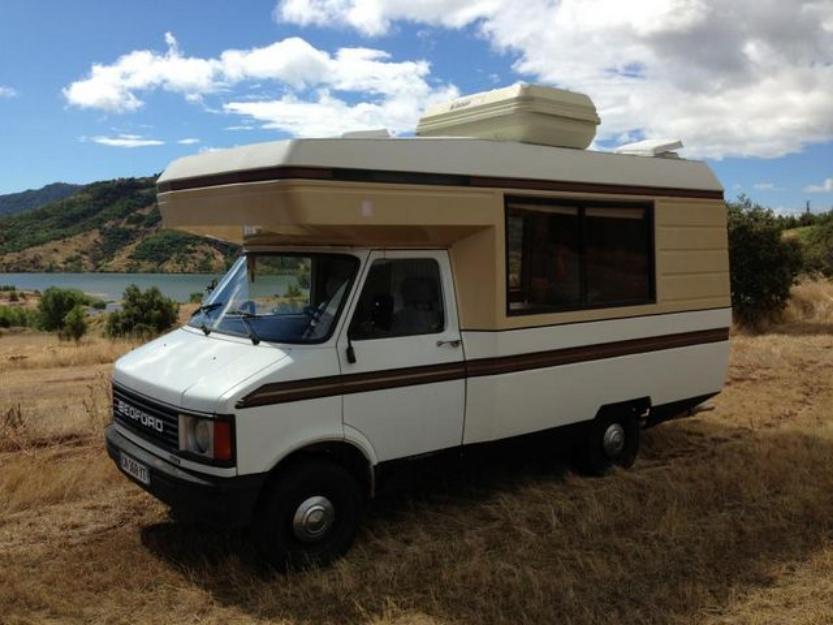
[0,305,38,328]
[107,285,179,338]
[59,305,88,342]
[38,287,90,331]
[189,292,204,304]
[801,220,833,278]
[728,197,803,328]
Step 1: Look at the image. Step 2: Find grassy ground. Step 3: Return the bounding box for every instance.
[2,283,833,625]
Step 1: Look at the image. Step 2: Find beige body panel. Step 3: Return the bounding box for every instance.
[160,178,729,331]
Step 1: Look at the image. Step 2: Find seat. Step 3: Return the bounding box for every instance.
[392,276,442,335]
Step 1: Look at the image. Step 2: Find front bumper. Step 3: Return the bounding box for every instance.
[105,424,265,527]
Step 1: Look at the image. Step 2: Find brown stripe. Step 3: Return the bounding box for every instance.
[236,328,728,409]
[157,165,724,200]
[465,327,728,378]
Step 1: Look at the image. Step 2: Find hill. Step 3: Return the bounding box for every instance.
[0,176,238,273]
[0,182,83,217]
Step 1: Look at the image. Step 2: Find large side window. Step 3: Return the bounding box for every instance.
[506,198,653,314]
[349,258,445,340]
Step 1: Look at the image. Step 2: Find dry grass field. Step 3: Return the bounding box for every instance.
[2,282,833,625]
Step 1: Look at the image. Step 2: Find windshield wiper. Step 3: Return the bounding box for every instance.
[226,310,261,346]
[191,301,224,318]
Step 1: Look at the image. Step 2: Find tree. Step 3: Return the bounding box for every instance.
[59,305,87,342]
[107,285,179,338]
[38,287,89,331]
[728,196,803,328]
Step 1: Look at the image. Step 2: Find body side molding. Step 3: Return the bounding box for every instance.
[237,327,729,409]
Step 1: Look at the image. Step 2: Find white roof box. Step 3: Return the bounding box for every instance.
[416,83,600,150]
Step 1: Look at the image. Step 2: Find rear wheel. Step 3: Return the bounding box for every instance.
[253,459,363,571]
[573,411,640,476]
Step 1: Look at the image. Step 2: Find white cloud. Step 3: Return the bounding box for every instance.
[275,0,833,159]
[64,33,457,137]
[805,178,833,193]
[276,0,500,36]
[89,133,165,148]
[177,137,200,145]
[0,85,17,98]
[225,85,457,136]
[753,182,784,191]
[64,33,219,112]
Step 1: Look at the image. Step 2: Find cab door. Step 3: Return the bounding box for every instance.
[337,250,465,462]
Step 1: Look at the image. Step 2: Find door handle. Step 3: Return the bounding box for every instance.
[436,339,462,348]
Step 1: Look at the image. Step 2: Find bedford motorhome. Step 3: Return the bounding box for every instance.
[105,84,731,568]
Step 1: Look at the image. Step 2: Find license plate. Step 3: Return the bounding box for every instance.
[119,451,150,486]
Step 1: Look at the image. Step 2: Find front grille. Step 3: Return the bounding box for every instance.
[112,383,180,452]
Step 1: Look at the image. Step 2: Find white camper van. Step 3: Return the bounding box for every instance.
[105,85,731,568]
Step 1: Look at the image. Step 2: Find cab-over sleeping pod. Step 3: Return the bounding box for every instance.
[105,84,731,568]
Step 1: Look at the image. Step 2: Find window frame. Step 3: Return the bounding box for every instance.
[504,195,656,316]
[188,251,361,345]
[347,256,448,341]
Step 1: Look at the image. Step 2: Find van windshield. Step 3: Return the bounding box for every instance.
[189,253,360,344]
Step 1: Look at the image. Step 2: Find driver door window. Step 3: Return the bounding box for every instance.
[349,259,445,340]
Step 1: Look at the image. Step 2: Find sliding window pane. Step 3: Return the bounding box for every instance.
[585,207,651,305]
[508,205,581,311]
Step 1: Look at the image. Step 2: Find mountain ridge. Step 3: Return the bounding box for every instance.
[0,182,83,217]
[0,176,238,273]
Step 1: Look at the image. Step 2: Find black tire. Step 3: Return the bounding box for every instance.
[252,459,363,571]
[572,410,640,476]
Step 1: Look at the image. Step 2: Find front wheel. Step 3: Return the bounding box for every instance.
[252,459,363,571]
[572,411,640,476]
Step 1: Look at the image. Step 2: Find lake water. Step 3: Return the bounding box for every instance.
[0,272,222,302]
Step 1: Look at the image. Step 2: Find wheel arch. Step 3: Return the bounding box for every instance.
[264,438,376,500]
[593,396,651,422]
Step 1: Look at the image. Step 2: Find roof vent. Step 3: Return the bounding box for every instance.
[340,128,392,139]
[415,83,600,149]
[615,139,684,158]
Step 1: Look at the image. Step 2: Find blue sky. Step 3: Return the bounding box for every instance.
[1,0,832,214]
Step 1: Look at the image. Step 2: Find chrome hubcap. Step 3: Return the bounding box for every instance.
[602,423,626,458]
[292,496,335,542]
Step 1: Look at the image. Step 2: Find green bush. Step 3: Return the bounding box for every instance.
[801,220,833,277]
[728,197,803,327]
[59,305,88,342]
[38,287,90,331]
[107,285,179,338]
[189,292,204,304]
[0,305,38,328]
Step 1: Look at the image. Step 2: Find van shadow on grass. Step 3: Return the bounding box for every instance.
[140,421,833,625]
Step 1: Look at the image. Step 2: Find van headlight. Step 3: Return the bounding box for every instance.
[178,414,234,464]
